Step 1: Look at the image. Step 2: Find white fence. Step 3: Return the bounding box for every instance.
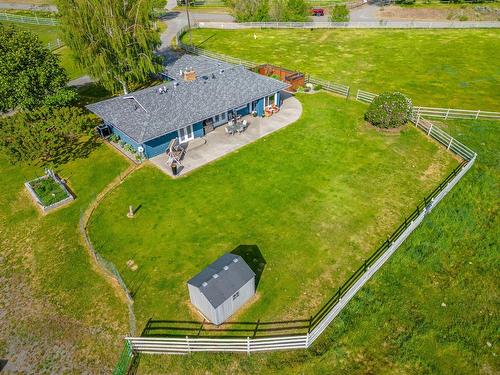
[413,106,500,120]
[355,89,378,103]
[307,76,350,98]
[412,116,476,161]
[0,12,59,25]
[355,89,500,121]
[196,20,500,30]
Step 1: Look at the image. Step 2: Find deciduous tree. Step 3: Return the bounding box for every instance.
[0,25,69,112]
[57,0,162,94]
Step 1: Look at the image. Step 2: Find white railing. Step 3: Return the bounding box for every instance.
[196,20,500,30]
[355,89,378,103]
[47,38,64,51]
[0,12,59,26]
[412,116,476,161]
[413,106,500,120]
[307,76,350,98]
[356,90,500,121]
[127,335,309,354]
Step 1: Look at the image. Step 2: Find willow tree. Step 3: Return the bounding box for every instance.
[57,0,161,94]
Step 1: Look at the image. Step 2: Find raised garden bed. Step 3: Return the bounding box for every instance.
[25,170,74,213]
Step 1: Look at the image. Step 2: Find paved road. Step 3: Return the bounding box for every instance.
[158,10,234,54]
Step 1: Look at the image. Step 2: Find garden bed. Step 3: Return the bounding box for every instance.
[25,171,74,213]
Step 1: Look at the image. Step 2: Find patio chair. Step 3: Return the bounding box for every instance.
[225,125,235,135]
[236,120,248,133]
[166,138,184,165]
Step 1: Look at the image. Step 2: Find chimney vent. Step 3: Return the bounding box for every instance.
[183,68,196,82]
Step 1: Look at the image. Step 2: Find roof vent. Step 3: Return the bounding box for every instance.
[212,274,219,279]
[212,73,216,79]
[223,266,229,270]
[173,82,179,88]
[233,258,239,263]
[220,69,224,74]
[202,282,208,287]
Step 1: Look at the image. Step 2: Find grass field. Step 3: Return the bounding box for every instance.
[88,93,457,329]
[0,143,130,372]
[181,29,500,110]
[132,118,499,375]
[0,21,85,79]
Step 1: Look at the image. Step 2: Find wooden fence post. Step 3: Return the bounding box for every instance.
[186,335,191,354]
[447,138,453,150]
[247,337,250,355]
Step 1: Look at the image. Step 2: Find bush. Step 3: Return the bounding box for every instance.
[109,134,120,143]
[395,0,416,4]
[330,4,350,22]
[364,92,413,129]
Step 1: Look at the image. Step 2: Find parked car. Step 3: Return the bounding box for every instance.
[311,8,325,16]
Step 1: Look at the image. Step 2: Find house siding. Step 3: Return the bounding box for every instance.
[143,130,178,158]
[109,124,140,150]
[193,121,204,138]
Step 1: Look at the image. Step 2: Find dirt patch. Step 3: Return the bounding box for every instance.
[365,121,407,134]
[378,5,500,21]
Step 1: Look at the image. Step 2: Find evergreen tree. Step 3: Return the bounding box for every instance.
[57,0,161,94]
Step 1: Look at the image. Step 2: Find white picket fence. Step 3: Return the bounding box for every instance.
[355,89,500,121]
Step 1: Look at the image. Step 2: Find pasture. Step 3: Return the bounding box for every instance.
[181,28,500,109]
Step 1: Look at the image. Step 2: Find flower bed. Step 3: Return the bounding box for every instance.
[25,172,74,213]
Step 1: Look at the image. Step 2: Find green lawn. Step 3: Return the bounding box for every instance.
[182,29,500,110]
[134,117,499,375]
[88,93,457,330]
[0,143,130,373]
[0,21,85,79]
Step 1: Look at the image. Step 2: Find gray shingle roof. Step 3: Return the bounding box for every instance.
[188,253,255,309]
[86,55,288,144]
[164,54,233,79]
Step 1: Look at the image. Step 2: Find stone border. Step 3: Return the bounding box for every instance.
[25,174,74,214]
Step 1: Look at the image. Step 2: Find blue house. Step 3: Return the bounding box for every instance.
[87,55,289,159]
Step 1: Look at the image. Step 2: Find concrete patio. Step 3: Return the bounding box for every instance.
[150,94,302,177]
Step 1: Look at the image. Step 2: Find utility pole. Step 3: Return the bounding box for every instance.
[186,0,193,47]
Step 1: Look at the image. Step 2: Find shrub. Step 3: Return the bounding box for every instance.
[395,0,416,4]
[314,84,322,91]
[459,15,469,21]
[330,4,350,22]
[109,134,120,143]
[364,92,413,129]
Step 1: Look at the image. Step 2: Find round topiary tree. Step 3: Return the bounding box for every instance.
[364,92,413,129]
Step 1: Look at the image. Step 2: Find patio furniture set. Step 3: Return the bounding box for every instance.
[225,116,249,135]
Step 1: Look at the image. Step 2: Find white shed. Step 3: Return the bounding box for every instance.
[187,253,256,325]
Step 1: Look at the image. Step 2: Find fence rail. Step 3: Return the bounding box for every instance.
[355,89,378,103]
[355,90,500,121]
[307,76,350,98]
[0,12,59,25]
[196,20,500,29]
[413,106,500,120]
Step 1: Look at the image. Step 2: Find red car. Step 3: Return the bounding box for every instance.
[311,8,325,16]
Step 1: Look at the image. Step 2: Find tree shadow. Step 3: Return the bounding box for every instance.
[230,245,266,288]
[0,359,7,371]
[50,136,101,166]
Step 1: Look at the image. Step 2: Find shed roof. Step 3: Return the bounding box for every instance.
[188,253,255,309]
[86,55,288,144]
